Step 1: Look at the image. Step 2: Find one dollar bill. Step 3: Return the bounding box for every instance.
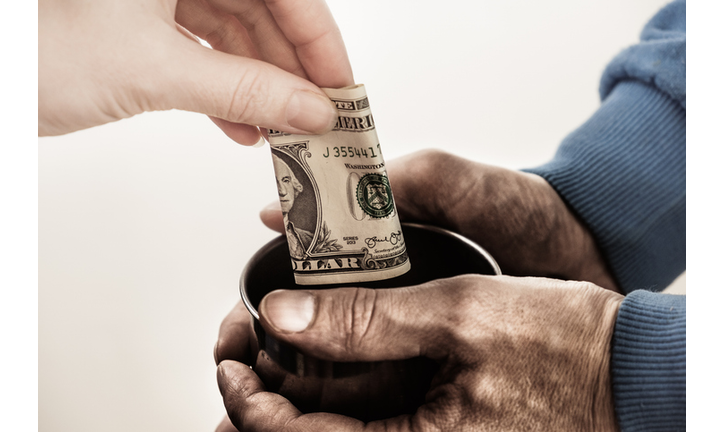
[268,84,410,285]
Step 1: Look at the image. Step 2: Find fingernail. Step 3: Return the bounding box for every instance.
[252,136,266,148]
[261,290,315,333]
[286,91,337,134]
[262,201,280,212]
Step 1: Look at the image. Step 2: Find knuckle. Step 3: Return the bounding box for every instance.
[411,148,464,172]
[413,382,472,431]
[341,288,379,353]
[406,148,453,174]
[434,276,483,338]
[401,149,475,219]
[226,66,269,123]
[557,278,599,293]
[214,334,236,364]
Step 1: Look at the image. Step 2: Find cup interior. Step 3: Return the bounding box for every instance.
[243,223,500,316]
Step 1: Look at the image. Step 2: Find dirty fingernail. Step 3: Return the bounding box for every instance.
[261,290,315,333]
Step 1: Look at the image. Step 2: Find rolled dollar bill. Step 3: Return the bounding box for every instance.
[268,84,410,285]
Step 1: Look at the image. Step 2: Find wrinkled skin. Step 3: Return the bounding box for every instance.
[213,150,623,431]
[262,150,619,292]
[215,276,622,431]
[39,0,353,144]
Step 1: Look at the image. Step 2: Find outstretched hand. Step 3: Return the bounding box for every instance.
[39,0,353,144]
[215,275,623,431]
[262,149,619,291]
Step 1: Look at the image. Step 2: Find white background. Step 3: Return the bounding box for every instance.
[37,1,686,431]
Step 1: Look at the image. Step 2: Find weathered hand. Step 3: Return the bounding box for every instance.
[261,149,619,291]
[215,275,623,431]
[39,0,353,144]
[213,300,256,432]
[387,150,620,291]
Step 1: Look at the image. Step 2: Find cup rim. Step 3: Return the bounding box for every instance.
[240,222,502,320]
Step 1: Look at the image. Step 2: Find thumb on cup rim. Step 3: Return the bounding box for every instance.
[257,284,452,363]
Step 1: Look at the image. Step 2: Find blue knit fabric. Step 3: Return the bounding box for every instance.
[526,80,685,293]
[600,0,686,109]
[523,1,686,430]
[611,291,686,431]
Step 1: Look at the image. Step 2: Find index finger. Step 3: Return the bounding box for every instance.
[215,300,255,365]
[218,360,369,431]
[265,0,354,87]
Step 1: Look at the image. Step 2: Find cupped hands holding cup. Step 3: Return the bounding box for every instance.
[214,150,625,432]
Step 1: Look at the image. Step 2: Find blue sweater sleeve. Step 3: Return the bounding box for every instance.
[611,291,686,431]
[523,0,686,293]
[522,1,686,430]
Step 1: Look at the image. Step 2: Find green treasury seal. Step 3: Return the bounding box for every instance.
[356,173,394,218]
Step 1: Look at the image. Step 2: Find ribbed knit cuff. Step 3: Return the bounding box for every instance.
[523,80,685,293]
[611,290,686,431]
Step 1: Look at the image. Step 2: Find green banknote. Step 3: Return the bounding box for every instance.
[268,84,410,285]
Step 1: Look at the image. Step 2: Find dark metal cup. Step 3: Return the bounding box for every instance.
[240,223,501,421]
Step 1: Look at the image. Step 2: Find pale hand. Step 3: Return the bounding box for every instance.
[39,0,353,144]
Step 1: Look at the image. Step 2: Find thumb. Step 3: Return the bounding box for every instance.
[260,201,285,233]
[153,37,338,135]
[257,282,456,362]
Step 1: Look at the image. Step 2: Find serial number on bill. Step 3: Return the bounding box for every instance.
[323,145,381,158]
